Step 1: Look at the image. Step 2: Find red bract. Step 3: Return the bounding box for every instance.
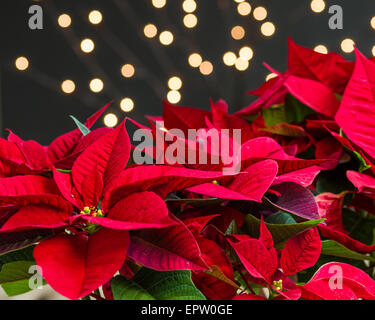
[1,39,375,301]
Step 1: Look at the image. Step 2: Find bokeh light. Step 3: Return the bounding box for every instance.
[223,51,237,66]
[314,44,328,54]
[253,7,267,21]
[120,98,134,112]
[144,24,158,38]
[14,56,29,71]
[167,90,181,104]
[168,76,182,90]
[341,38,355,53]
[159,30,174,45]
[89,78,104,93]
[104,113,118,127]
[80,38,95,53]
[235,58,249,71]
[199,61,213,75]
[231,26,245,40]
[152,0,166,9]
[310,0,326,13]
[61,80,76,94]
[237,2,251,16]
[183,14,198,28]
[88,10,103,24]
[239,46,254,60]
[260,22,275,37]
[121,64,135,78]
[57,14,71,28]
[188,53,202,67]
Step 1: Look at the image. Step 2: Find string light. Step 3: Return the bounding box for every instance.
[371,16,375,29]
[314,44,328,54]
[88,10,103,24]
[237,2,251,16]
[253,7,267,21]
[144,24,158,38]
[188,53,202,67]
[199,61,213,75]
[57,14,71,28]
[260,22,275,37]
[61,80,75,94]
[159,31,174,45]
[239,46,253,60]
[89,78,104,93]
[235,58,249,71]
[310,0,325,13]
[183,14,198,28]
[80,38,95,53]
[168,76,182,90]
[223,51,237,66]
[182,0,197,13]
[341,38,355,53]
[120,98,134,112]
[231,26,245,40]
[266,73,277,81]
[121,64,135,78]
[167,90,181,104]
[104,113,118,127]
[14,56,29,71]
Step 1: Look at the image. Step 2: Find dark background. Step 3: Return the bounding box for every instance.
[0,0,374,144]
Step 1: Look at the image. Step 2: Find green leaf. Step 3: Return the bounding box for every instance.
[284,94,315,123]
[70,115,90,136]
[112,269,206,300]
[262,105,287,126]
[0,261,37,296]
[111,276,155,300]
[0,246,35,271]
[321,240,375,263]
[353,151,372,173]
[243,214,324,246]
[265,212,296,225]
[225,220,239,235]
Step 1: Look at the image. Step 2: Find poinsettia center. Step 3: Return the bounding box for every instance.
[80,206,104,217]
[272,279,283,291]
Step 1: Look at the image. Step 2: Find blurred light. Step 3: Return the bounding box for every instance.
[104,113,118,127]
[14,56,29,71]
[88,10,102,24]
[89,78,104,93]
[57,14,71,28]
[144,24,158,38]
[341,38,355,53]
[223,51,237,66]
[371,16,375,29]
[188,53,202,67]
[199,61,213,75]
[182,0,197,13]
[121,64,135,78]
[310,0,325,13]
[253,7,267,21]
[266,73,277,81]
[239,46,253,60]
[372,45,375,57]
[61,80,75,94]
[120,98,134,112]
[80,38,95,53]
[237,2,251,16]
[260,22,275,37]
[159,30,174,45]
[183,14,198,28]
[168,76,182,90]
[231,26,245,40]
[167,90,181,104]
[152,0,166,8]
[314,44,328,54]
[234,0,245,2]
[235,58,249,71]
